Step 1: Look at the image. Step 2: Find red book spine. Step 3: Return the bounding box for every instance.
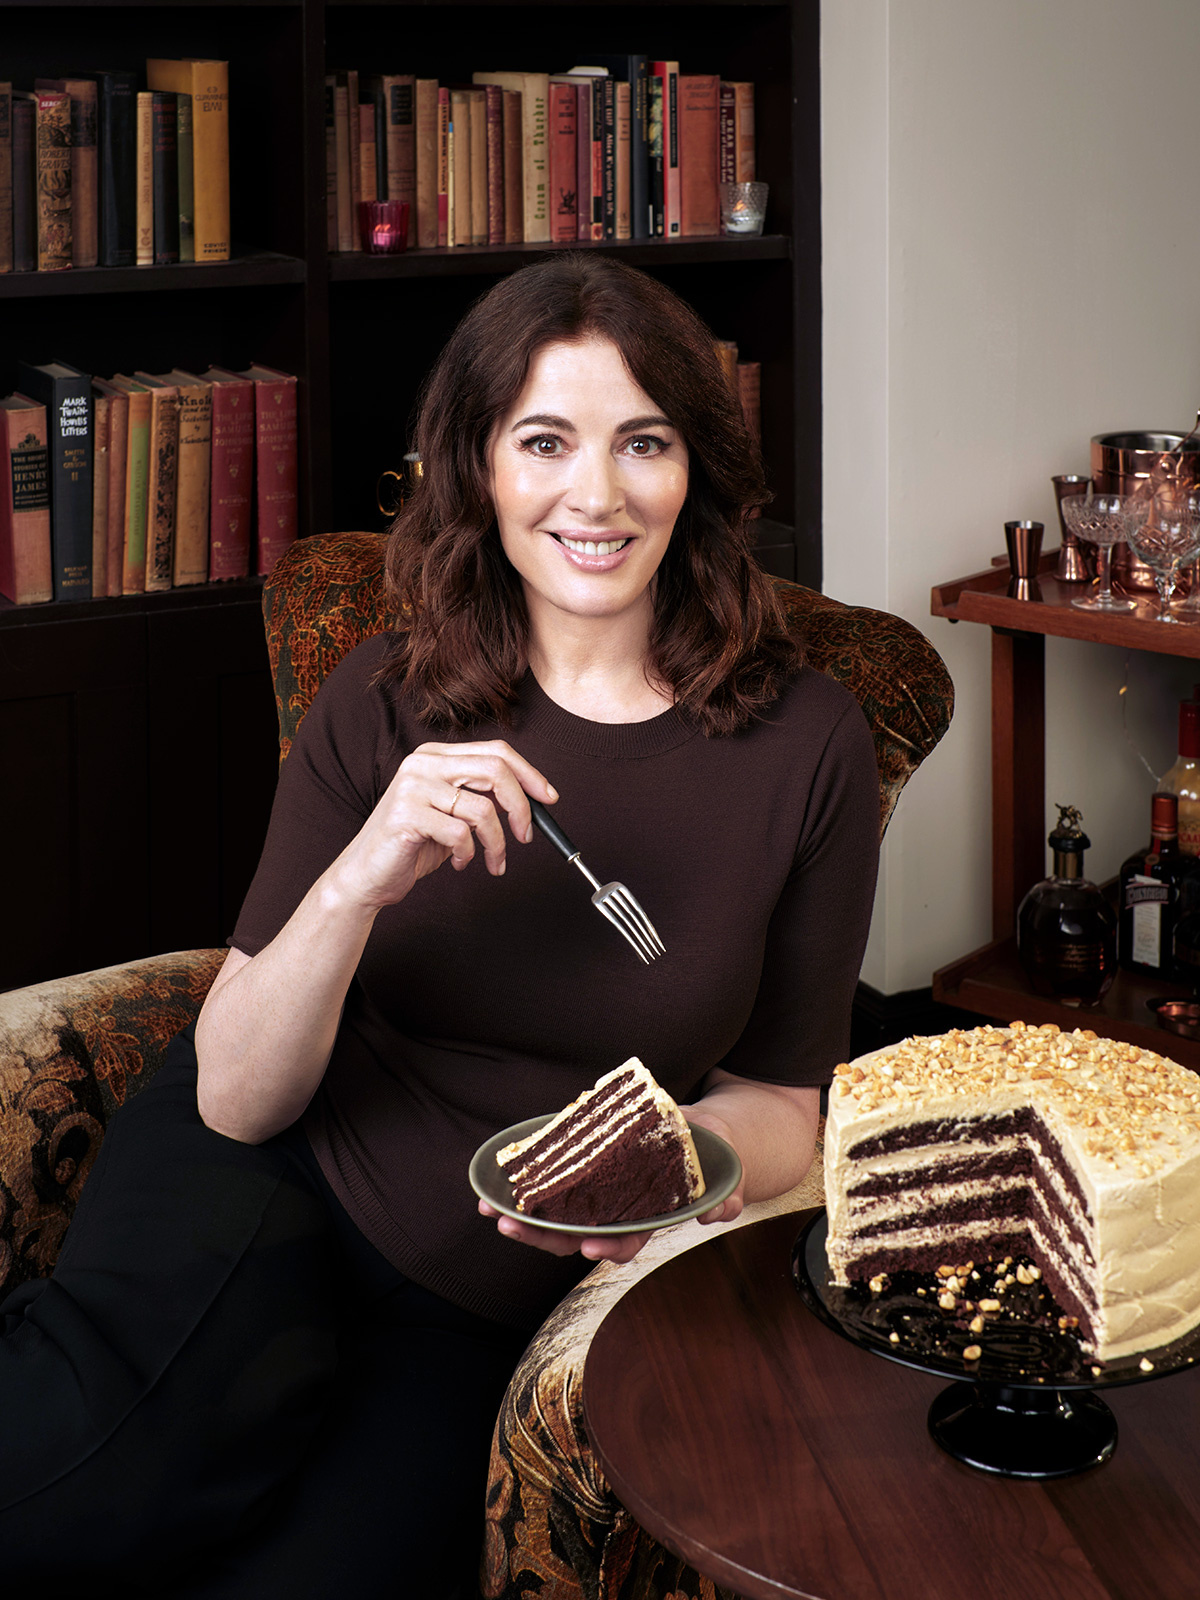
[0,401,53,605]
[548,81,577,244]
[208,382,253,580]
[485,84,504,246]
[679,74,719,237]
[251,372,298,577]
[436,88,450,247]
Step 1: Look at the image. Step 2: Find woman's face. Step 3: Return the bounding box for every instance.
[487,337,689,634]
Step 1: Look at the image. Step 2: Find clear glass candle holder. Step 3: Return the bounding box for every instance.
[719,182,768,237]
[358,200,410,254]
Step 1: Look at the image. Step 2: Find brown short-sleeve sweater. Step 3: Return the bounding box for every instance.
[232,634,880,1329]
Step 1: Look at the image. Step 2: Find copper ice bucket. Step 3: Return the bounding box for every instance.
[1092,431,1200,592]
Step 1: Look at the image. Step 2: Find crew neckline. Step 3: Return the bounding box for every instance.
[516,672,700,758]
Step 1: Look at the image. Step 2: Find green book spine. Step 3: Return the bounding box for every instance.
[176,92,194,263]
[124,408,150,591]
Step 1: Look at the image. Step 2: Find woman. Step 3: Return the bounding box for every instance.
[0,255,879,1599]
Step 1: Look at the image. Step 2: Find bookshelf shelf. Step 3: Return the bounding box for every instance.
[327,235,792,281]
[0,254,307,300]
[1,0,819,990]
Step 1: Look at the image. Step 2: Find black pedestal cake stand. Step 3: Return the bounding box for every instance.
[792,1211,1200,1479]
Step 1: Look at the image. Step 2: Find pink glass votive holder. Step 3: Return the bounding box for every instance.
[358,201,410,254]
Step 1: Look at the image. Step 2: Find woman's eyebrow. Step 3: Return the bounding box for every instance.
[510,412,574,432]
[617,414,673,432]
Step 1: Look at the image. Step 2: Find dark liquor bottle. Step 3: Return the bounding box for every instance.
[1118,792,1195,977]
[1017,805,1116,1006]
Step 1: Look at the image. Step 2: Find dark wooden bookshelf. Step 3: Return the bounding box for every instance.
[0,0,819,990]
[930,551,1200,1069]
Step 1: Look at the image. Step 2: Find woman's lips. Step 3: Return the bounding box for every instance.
[551,532,633,571]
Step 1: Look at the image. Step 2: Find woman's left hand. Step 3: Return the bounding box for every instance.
[476,1199,653,1264]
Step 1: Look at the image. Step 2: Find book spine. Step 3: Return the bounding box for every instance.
[574,80,591,242]
[208,383,253,580]
[615,81,631,241]
[484,84,503,246]
[719,82,737,186]
[91,393,110,595]
[449,90,469,248]
[12,99,35,272]
[630,58,650,239]
[173,387,211,586]
[144,389,179,591]
[324,77,338,250]
[68,80,99,267]
[333,82,352,250]
[436,89,450,247]
[151,93,180,266]
[135,93,153,266]
[176,93,194,262]
[0,86,10,273]
[122,390,150,593]
[359,102,377,203]
[384,75,417,246]
[0,405,53,605]
[523,76,549,243]
[652,62,681,238]
[369,80,386,198]
[679,75,720,237]
[414,79,439,249]
[468,90,487,245]
[601,80,615,242]
[346,69,362,248]
[97,73,136,268]
[502,91,522,244]
[148,60,229,262]
[104,391,128,595]
[548,81,577,245]
[735,81,755,181]
[35,92,72,271]
[647,76,664,237]
[252,376,297,577]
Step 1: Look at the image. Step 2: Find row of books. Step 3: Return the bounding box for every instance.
[0,360,296,607]
[0,61,230,274]
[328,63,756,250]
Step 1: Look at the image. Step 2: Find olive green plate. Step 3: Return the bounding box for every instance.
[469,1115,742,1236]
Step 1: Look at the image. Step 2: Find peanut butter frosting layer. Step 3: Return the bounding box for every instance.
[824,1023,1200,1361]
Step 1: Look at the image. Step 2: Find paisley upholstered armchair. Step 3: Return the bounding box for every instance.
[0,532,953,1599]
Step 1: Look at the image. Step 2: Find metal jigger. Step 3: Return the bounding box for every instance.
[1005,519,1044,601]
[1051,475,1093,582]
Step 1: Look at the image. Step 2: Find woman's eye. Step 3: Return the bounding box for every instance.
[521,435,564,457]
[625,436,665,456]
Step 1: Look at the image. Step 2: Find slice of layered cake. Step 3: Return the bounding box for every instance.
[497,1058,706,1226]
[824,1023,1200,1362]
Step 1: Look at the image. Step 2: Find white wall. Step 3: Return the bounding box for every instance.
[822,0,1200,994]
[825,0,1200,992]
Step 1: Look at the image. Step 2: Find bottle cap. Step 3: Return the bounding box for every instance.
[1151,791,1180,840]
[1181,700,1200,758]
[1048,803,1089,853]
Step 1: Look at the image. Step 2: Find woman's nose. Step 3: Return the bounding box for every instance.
[565,447,624,521]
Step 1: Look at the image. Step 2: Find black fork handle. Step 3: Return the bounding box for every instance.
[529,798,578,861]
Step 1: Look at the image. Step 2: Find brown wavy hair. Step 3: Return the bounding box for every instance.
[381,253,802,735]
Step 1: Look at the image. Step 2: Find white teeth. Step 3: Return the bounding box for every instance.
[560,536,629,556]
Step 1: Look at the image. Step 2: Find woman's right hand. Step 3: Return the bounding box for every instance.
[326,739,559,915]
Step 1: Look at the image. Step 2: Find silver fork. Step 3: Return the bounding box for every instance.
[529,800,665,963]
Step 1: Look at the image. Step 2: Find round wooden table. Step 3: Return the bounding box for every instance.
[583,1209,1200,1600]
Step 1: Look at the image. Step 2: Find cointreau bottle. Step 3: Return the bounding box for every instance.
[1017,805,1116,1005]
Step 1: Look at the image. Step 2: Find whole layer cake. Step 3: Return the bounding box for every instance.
[497,1058,706,1226]
[824,1023,1200,1362]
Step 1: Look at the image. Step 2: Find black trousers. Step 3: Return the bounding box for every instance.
[0,1028,530,1599]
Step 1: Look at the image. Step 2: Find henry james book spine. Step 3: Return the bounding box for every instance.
[17,360,92,600]
[0,396,53,605]
[201,368,253,580]
[94,71,137,267]
[151,92,180,265]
